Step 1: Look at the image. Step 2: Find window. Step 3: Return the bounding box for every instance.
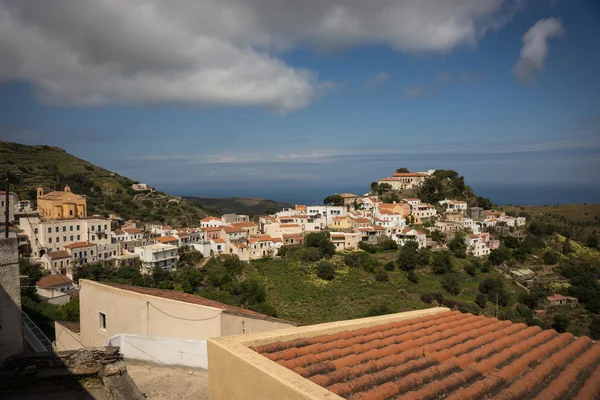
[91,250,94,255]
[34,228,38,234]
[99,312,106,330]
[84,251,87,256]
[70,226,73,231]
[77,225,80,231]
[63,226,66,232]
[48,227,52,234]
[49,238,52,243]
[56,237,60,243]
[98,225,102,231]
[63,236,66,242]
[104,225,108,230]
[70,236,73,241]
[69,210,73,216]
[91,226,95,231]
[92,235,95,241]
[77,235,80,240]
[56,227,59,233]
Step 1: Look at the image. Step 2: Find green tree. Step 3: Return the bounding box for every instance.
[586,234,598,248]
[464,263,477,277]
[432,251,453,274]
[543,250,559,265]
[407,270,419,283]
[479,276,510,306]
[449,233,467,258]
[60,297,80,322]
[323,194,344,206]
[305,232,336,258]
[384,261,395,271]
[442,274,460,295]
[430,230,445,244]
[397,246,418,271]
[316,261,336,280]
[176,267,203,293]
[152,266,171,286]
[475,293,487,309]
[417,248,431,266]
[551,315,570,333]
[489,247,510,266]
[370,182,379,194]
[19,259,44,297]
[589,318,600,340]
[265,206,277,215]
[379,238,398,251]
[395,167,410,173]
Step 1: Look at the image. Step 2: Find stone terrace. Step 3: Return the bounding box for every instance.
[251,310,600,399]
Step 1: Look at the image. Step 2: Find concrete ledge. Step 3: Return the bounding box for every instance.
[208,307,450,400]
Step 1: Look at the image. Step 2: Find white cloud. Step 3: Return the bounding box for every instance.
[0,0,521,111]
[512,18,565,84]
[365,72,391,88]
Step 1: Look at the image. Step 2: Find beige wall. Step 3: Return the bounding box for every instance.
[54,322,84,351]
[79,280,222,347]
[208,307,450,400]
[220,314,294,337]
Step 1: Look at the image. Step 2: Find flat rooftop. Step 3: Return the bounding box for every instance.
[249,310,600,399]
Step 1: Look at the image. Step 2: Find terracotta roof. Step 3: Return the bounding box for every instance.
[353,218,370,223]
[63,241,94,249]
[112,229,126,236]
[392,172,421,177]
[258,235,274,242]
[251,310,600,399]
[157,235,178,243]
[223,226,245,233]
[37,274,72,288]
[231,222,257,228]
[295,205,307,211]
[235,243,248,249]
[201,227,222,232]
[57,321,80,333]
[123,228,142,234]
[468,234,480,239]
[272,237,282,242]
[212,238,225,243]
[46,250,71,260]
[547,294,567,301]
[101,282,291,323]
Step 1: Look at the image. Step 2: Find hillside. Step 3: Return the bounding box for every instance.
[184,196,292,216]
[0,141,214,226]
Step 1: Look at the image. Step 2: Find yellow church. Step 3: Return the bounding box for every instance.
[37,185,87,219]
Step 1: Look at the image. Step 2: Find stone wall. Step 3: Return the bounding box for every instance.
[0,347,144,400]
[0,238,24,366]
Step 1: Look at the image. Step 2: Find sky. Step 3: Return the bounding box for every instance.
[0,0,599,204]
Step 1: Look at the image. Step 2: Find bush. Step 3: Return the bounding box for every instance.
[432,251,453,274]
[449,234,467,258]
[301,247,323,262]
[374,269,389,282]
[407,270,419,283]
[479,276,511,306]
[489,247,511,266]
[464,263,477,277]
[475,293,487,308]
[366,304,394,317]
[417,248,431,266]
[380,238,398,251]
[384,261,395,271]
[551,315,570,333]
[442,274,460,295]
[316,261,336,280]
[420,292,435,304]
[358,242,378,253]
[249,302,278,317]
[589,318,600,340]
[457,302,480,315]
[421,292,445,305]
[543,250,559,265]
[480,260,492,273]
[305,232,336,257]
[343,253,360,268]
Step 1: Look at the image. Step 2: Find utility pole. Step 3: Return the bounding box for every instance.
[4,173,9,238]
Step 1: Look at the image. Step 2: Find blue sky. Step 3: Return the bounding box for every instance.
[0,0,599,202]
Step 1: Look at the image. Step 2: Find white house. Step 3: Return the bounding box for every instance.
[134,244,178,272]
[464,234,491,257]
[439,199,468,213]
[330,232,362,252]
[19,216,111,257]
[41,250,72,275]
[411,203,437,219]
[200,217,223,228]
[375,210,406,227]
[393,228,427,249]
[111,227,143,242]
[36,274,75,305]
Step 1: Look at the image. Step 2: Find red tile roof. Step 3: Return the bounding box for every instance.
[102,282,290,323]
[37,274,72,288]
[123,228,142,234]
[157,235,178,243]
[63,241,93,249]
[46,250,71,260]
[251,310,600,399]
[547,294,567,301]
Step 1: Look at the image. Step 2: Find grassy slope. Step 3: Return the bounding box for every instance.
[0,141,213,226]
[248,255,524,325]
[184,196,292,217]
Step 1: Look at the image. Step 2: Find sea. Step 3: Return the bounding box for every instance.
[175,184,600,207]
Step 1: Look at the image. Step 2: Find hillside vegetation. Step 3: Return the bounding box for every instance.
[184,196,292,216]
[0,141,214,226]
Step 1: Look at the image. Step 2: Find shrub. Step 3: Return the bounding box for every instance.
[420,293,435,304]
[384,261,395,271]
[457,302,480,315]
[316,261,336,281]
[301,247,323,262]
[449,234,467,258]
[358,242,378,253]
[374,269,389,282]
[366,304,394,317]
[249,302,278,317]
[543,250,559,265]
[407,270,419,283]
[432,251,453,274]
[442,274,460,295]
[589,318,600,340]
[475,293,487,308]
[480,260,492,273]
[380,238,398,251]
[464,263,477,277]
[489,247,511,266]
[343,253,360,268]
[551,315,570,333]
[305,232,336,257]
[417,248,431,266]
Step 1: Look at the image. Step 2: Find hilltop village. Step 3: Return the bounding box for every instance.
[4,170,525,275]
